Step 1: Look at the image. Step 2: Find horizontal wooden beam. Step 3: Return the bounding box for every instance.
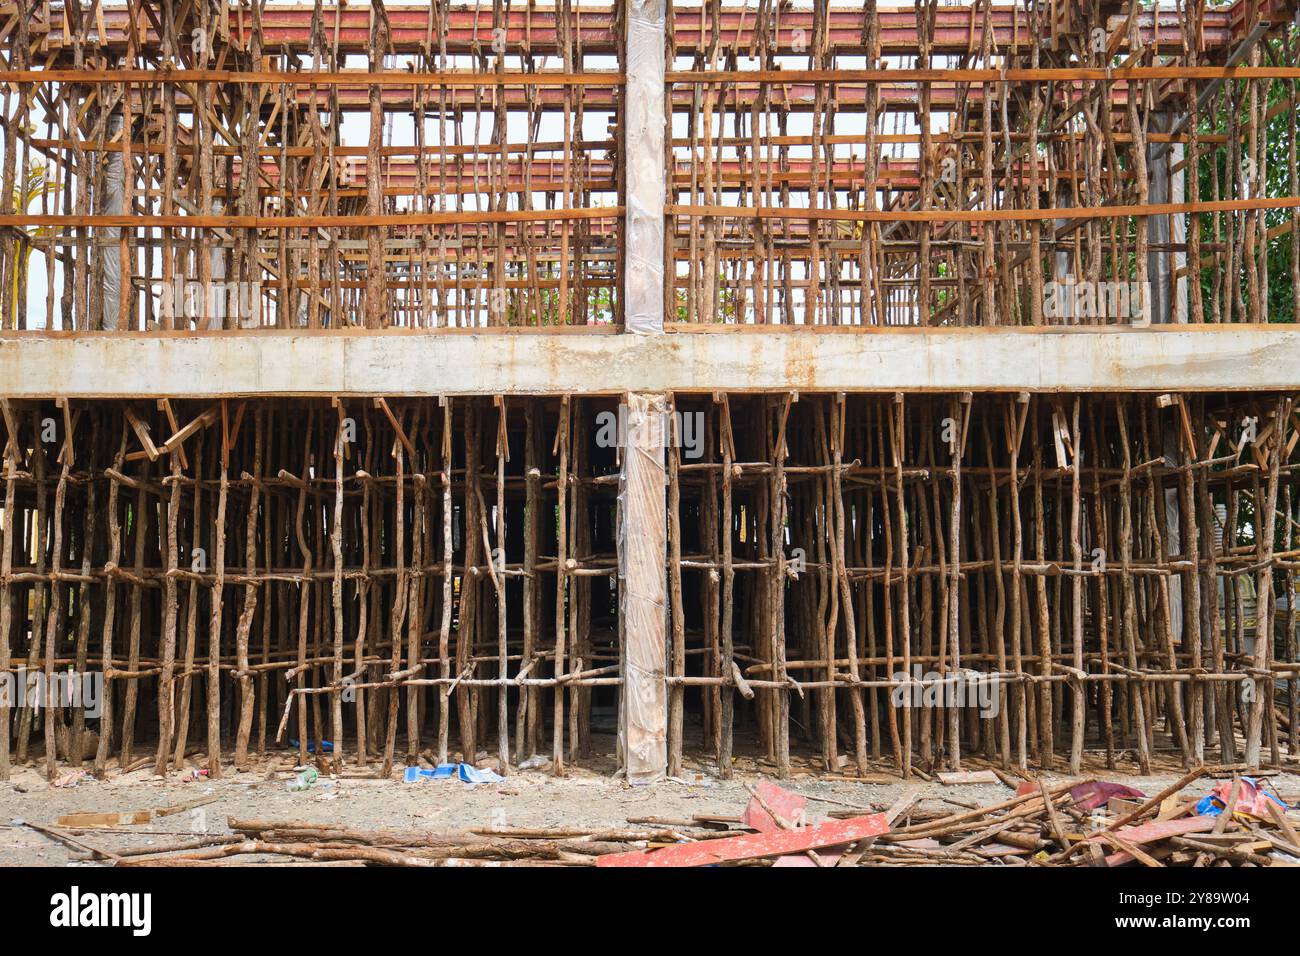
[665,65,1300,83]
[0,207,620,229]
[669,195,1300,224]
[7,63,1296,87]
[33,1,1261,57]
[0,69,625,86]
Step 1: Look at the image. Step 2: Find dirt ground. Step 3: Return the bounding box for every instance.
[4,740,1298,866]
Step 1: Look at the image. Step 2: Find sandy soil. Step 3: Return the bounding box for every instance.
[4,743,1297,866]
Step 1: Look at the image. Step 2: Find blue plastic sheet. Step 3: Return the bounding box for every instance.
[288,738,333,754]
[1195,795,1223,817]
[1196,776,1291,818]
[457,763,505,784]
[403,763,505,784]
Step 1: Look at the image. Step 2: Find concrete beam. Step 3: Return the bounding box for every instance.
[1,326,1298,397]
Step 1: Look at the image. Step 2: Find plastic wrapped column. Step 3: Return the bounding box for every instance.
[623,0,665,334]
[618,392,668,783]
[100,113,123,330]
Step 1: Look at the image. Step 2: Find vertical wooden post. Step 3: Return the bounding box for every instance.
[234,409,262,771]
[330,402,346,774]
[365,10,390,329]
[553,398,569,773]
[208,405,229,777]
[667,395,685,777]
[718,396,736,777]
[0,404,15,780]
[154,446,181,776]
[1245,399,1289,768]
[438,398,454,765]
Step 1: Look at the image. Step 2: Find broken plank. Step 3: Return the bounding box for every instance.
[937,770,1000,785]
[123,406,159,461]
[159,404,221,455]
[56,809,153,828]
[742,779,807,832]
[596,813,889,868]
[1088,815,1217,867]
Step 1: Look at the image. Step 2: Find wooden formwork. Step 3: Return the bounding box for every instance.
[0,1,1297,330]
[0,396,628,779]
[1,391,1297,782]
[0,2,1299,784]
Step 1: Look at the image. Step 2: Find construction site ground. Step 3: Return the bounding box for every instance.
[4,740,1297,866]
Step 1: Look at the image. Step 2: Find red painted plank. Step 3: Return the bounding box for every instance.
[772,850,844,867]
[596,814,889,868]
[1086,815,1216,866]
[743,779,809,832]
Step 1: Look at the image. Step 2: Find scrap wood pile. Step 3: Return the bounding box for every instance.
[98,819,747,867]
[44,766,1299,868]
[767,768,1300,868]
[595,769,1300,867]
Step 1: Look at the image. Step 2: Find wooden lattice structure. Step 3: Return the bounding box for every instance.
[1,1,1299,785]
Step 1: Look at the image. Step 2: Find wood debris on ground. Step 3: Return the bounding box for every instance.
[27,765,1299,868]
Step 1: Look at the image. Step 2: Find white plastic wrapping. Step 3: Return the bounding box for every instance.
[623,0,666,334]
[618,392,668,784]
[208,199,227,331]
[1147,111,1187,325]
[100,113,123,330]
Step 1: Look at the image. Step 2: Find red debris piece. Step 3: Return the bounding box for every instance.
[772,850,844,867]
[596,813,890,868]
[743,779,808,832]
[1071,781,1146,812]
[1084,816,1216,866]
[1206,777,1290,819]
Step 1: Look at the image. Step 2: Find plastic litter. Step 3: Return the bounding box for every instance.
[458,763,506,784]
[1196,776,1290,819]
[288,738,334,754]
[286,768,319,792]
[1070,780,1146,812]
[403,763,506,784]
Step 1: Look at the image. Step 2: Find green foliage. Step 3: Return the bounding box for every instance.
[1195,42,1298,322]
